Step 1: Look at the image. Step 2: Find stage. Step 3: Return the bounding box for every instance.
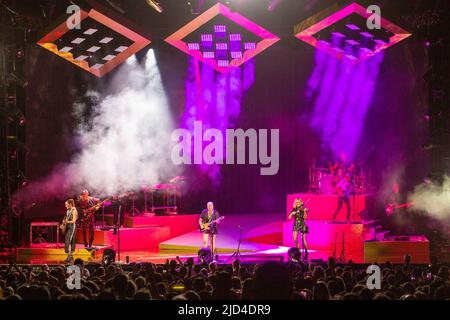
[12,201,431,265]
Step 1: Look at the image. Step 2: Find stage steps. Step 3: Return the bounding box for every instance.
[15,244,110,264]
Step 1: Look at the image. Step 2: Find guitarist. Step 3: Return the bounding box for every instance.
[77,189,100,249]
[63,199,78,263]
[199,202,220,256]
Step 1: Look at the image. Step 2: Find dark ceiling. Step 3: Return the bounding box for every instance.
[1,0,448,43]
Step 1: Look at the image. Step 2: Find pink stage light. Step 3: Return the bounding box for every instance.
[294,2,412,63]
[165,3,280,74]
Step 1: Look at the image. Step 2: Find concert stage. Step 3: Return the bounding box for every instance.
[14,210,430,265]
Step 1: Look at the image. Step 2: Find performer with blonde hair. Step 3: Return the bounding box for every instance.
[288,198,309,259]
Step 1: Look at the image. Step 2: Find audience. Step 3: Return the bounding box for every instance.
[0,258,449,300]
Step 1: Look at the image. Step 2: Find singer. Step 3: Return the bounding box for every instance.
[288,198,309,259]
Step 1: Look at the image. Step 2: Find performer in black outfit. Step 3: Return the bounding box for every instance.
[63,199,78,263]
[111,194,125,227]
[332,174,353,223]
[199,202,220,255]
[77,190,100,249]
[288,198,309,259]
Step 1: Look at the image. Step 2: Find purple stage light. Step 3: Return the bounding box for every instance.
[359,47,373,60]
[346,39,359,46]
[216,43,228,50]
[216,43,228,60]
[360,32,375,51]
[244,42,256,50]
[374,39,388,48]
[346,24,360,31]
[360,32,374,39]
[188,43,200,51]
[201,34,213,42]
[229,34,242,53]
[214,24,227,38]
[203,51,214,59]
[295,2,411,63]
[229,34,241,42]
[344,39,359,57]
[217,59,229,67]
[307,38,385,162]
[344,54,358,62]
[166,3,280,73]
[231,51,243,59]
[214,25,226,32]
[331,32,346,48]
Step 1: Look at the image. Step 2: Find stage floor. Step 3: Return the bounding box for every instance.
[6,212,431,265]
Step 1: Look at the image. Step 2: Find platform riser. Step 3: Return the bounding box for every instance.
[287,193,375,222]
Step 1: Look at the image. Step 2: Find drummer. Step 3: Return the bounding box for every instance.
[329,152,355,177]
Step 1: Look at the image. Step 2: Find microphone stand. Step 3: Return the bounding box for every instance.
[226,225,243,263]
[114,202,122,264]
[339,232,345,263]
[102,205,105,229]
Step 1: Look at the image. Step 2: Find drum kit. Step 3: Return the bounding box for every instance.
[309,162,371,195]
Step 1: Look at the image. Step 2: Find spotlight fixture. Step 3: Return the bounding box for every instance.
[145,0,163,13]
[294,2,412,63]
[37,8,151,77]
[166,3,280,73]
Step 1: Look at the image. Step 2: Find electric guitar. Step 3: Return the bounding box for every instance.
[200,216,225,232]
[81,198,109,223]
[60,208,76,235]
[385,202,415,216]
